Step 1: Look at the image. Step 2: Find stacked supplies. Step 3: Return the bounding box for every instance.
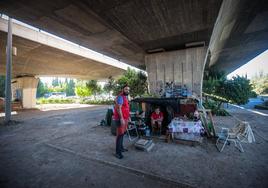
[134,139,155,152]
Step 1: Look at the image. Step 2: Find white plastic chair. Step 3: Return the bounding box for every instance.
[126,121,139,141]
[216,122,250,153]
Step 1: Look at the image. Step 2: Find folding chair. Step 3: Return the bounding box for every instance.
[216,122,249,152]
[126,121,139,141]
[135,118,147,137]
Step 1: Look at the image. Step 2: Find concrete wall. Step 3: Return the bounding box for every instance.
[12,77,39,108]
[145,47,207,98]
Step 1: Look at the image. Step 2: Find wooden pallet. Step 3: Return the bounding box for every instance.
[198,109,216,138]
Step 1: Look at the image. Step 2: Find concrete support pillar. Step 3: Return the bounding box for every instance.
[5,18,12,123]
[12,77,39,109]
[145,47,207,99]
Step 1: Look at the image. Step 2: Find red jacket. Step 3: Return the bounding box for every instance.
[151,112,163,120]
[113,93,130,120]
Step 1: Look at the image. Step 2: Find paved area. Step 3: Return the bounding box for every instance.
[0,104,267,188]
[240,97,264,109]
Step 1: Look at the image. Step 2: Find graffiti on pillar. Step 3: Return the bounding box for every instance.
[151,80,191,98]
[155,80,164,97]
[11,81,22,102]
[150,80,198,98]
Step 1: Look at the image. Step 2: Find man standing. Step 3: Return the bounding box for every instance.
[112,85,130,159]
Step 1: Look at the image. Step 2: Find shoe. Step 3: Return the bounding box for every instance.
[115,153,123,159]
[121,148,128,152]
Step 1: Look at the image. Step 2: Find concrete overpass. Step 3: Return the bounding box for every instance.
[0,0,267,104]
[207,0,268,73]
[0,17,127,79]
[0,16,128,109]
[0,0,222,68]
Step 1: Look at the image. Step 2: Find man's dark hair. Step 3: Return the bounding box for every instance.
[122,84,129,89]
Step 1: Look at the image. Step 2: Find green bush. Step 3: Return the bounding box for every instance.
[37,98,114,105]
[37,98,75,104]
[203,99,230,116]
[80,99,114,105]
[249,91,258,98]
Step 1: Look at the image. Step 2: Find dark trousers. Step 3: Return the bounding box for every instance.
[116,134,124,155]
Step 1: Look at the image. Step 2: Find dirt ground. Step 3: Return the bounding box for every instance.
[0,104,267,188]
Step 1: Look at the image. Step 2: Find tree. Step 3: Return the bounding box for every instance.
[131,71,148,97]
[0,76,5,97]
[52,78,59,87]
[86,80,101,100]
[112,68,148,98]
[222,75,253,105]
[203,70,226,94]
[75,80,91,97]
[203,70,254,106]
[251,72,268,95]
[66,79,76,96]
[103,76,116,98]
[36,79,48,98]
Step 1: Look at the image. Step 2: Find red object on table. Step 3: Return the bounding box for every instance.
[179,104,197,116]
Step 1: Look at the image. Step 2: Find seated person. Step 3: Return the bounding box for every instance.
[133,110,146,136]
[193,110,200,121]
[151,107,163,134]
[134,110,145,126]
[131,110,143,123]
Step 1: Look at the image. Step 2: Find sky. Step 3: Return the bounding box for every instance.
[227,49,268,79]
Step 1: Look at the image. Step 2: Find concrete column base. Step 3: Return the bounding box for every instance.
[12,77,39,109]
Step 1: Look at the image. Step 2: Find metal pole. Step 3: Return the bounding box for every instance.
[5,18,12,123]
